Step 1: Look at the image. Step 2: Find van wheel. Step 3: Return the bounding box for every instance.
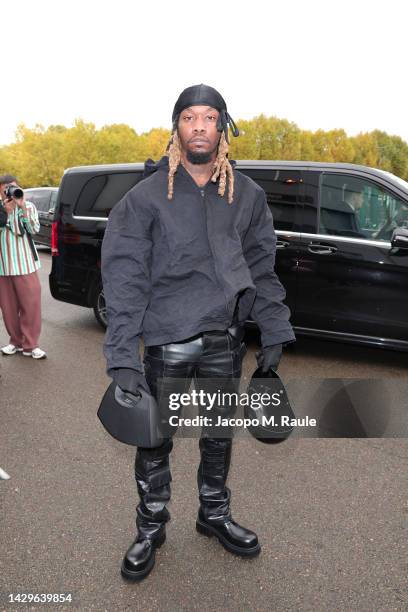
[93,286,107,329]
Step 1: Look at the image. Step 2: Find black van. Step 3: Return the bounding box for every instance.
[49,161,408,350]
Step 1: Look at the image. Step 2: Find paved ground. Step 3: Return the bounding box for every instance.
[0,250,407,611]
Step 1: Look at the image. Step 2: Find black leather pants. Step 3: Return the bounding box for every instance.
[134,327,246,538]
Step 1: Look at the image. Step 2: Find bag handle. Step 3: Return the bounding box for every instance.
[17,216,39,262]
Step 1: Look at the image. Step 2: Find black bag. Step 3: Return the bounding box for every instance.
[97,382,165,448]
[245,367,296,443]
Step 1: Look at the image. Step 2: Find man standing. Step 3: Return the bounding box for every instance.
[102,84,295,581]
[0,175,46,359]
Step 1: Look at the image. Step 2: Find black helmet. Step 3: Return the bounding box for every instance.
[245,367,295,444]
[97,383,164,448]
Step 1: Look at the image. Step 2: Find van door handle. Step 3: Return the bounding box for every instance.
[308,241,338,255]
[276,240,290,249]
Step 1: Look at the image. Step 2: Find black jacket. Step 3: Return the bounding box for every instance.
[102,156,295,375]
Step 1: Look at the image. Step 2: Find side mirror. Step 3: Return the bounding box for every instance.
[391,227,408,249]
[48,208,55,216]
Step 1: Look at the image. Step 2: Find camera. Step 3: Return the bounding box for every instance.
[5,184,24,200]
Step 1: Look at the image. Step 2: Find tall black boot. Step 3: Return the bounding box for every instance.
[121,438,173,581]
[196,437,261,557]
[197,437,233,522]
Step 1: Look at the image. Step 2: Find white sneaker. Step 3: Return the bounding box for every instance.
[22,348,47,359]
[1,344,23,355]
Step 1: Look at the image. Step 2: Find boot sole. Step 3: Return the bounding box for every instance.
[120,532,166,581]
[196,520,261,558]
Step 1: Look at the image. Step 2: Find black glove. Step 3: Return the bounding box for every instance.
[255,344,282,373]
[112,367,151,396]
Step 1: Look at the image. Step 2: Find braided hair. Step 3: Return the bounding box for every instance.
[166,130,235,204]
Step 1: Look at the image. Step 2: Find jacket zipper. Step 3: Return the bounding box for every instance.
[200,187,233,319]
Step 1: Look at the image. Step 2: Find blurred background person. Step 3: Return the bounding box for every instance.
[0,174,46,359]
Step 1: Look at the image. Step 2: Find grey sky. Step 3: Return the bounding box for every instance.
[2,0,407,146]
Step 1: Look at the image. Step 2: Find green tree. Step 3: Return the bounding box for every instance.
[1,117,407,187]
[94,124,139,164]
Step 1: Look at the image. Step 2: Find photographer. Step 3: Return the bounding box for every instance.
[0,174,46,359]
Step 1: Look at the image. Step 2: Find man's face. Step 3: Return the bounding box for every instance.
[353,191,364,210]
[177,105,221,164]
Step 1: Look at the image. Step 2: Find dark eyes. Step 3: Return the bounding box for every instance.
[182,115,216,121]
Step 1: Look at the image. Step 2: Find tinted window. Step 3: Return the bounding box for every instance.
[40,192,52,211]
[300,171,319,233]
[241,169,301,231]
[50,191,58,208]
[319,173,408,241]
[74,173,143,217]
[25,190,51,212]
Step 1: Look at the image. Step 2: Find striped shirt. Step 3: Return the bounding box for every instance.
[0,200,41,276]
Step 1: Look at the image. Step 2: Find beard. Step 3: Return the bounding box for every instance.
[186,144,218,165]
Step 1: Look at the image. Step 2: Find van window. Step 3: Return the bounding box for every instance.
[300,171,319,233]
[74,172,143,218]
[241,169,301,231]
[319,173,408,241]
[25,190,51,212]
[50,191,58,208]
